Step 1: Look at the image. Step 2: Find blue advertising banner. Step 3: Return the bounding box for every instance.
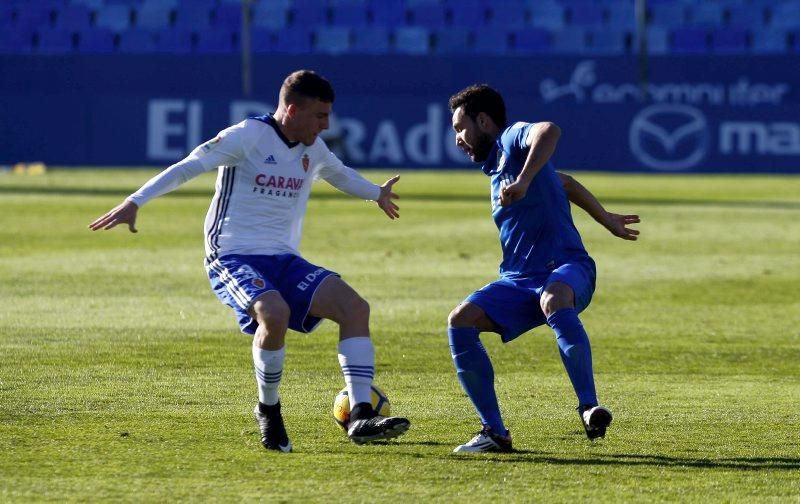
[1,54,798,172]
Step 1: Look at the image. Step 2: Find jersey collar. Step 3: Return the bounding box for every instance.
[481,137,502,175]
[248,113,300,149]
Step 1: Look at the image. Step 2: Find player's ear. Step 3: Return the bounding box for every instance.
[285,103,297,118]
[477,112,491,131]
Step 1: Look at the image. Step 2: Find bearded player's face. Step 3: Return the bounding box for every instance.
[452,107,494,163]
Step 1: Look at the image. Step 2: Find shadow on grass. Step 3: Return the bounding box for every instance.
[440,450,800,471]
[1,185,799,210]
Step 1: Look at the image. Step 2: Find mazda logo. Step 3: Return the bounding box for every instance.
[629,104,708,171]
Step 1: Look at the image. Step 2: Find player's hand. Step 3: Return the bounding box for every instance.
[602,212,640,241]
[499,180,529,207]
[376,175,400,219]
[88,200,139,233]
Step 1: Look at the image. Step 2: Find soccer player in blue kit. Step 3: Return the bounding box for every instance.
[447,84,640,452]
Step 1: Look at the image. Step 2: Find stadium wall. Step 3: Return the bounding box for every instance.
[1,54,799,173]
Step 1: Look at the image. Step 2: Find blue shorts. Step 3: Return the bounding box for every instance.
[466,260,596,343]
[206,254,339,335]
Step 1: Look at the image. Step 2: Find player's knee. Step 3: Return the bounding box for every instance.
[540,285,574,317]
[448,305,473,328]
[252,297,291,329]
[341,294,370,324]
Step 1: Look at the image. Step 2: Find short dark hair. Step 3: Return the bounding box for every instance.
[448,84,507,130]
[280,70,335,105]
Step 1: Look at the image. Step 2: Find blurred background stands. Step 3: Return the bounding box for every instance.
[0,0,797,55]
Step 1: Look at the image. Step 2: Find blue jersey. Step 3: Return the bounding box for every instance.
[482,122,592,280]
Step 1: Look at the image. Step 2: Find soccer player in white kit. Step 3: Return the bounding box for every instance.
[89,70,410,452]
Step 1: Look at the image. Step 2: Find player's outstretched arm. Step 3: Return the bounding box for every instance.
[88,199,139,233]
[557,172,640,241]
[376,175,400,220]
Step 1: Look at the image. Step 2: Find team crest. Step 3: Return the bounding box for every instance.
[302,154,310,172]
[252,278,265,289]
[235,265,259,282]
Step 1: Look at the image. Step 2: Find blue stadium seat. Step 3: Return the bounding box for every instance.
[639,26,669,54]
[449,0,485,29]
[290,2,328,28]
[250,28,274,53]
[118,29,157,53]
[751,30,788,53]
[649,3,686,28]
[526,0,561,17]
[195,30,238,54]
[315,27,351,54]
[670,27,709,54]
[473,27,510,54]
[728,4,766,29]
[409,3,447,29]
[55,5,92,31]
[393,26,430,54]
[330,0,367,5]
[406,0,439,6]
[607,2,636,30]
[565,2,605,28]
[264,0,293,8]
[141,0,178,8]
[15,3,56,30]
[174,2,213,30]
[70,0,105,10]
[252,3,290,30]
[687,3,724,27]
[272,28,313,53]
[154,29,193,54]
[513,28,550,54]
[214,4,243,30]
[486,2,527,30]
[177,0,215,11]
[351,26,390,53]
[551,27,588,53]
[36,29,74,54]
[769,2,800,30]
[94,5,132,32]
[77,29,115,53]
[529,5,565,31]
[370,0,406,27]
[0,28,33,53]
[135,4,173,30]
[711,29,748,53]
[0,6,13,27]
[331,4,369,27]
[587,30,627,54]
[433,27,471,54]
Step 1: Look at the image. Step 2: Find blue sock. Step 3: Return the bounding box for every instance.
[547,308,598,408]
[448,327,506,434]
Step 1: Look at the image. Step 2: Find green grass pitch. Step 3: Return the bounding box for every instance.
[1,168,799,502]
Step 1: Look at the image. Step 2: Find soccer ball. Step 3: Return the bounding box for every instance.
[332,384,390,431]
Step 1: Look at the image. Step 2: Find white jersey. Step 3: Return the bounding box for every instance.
[127,115,380,261]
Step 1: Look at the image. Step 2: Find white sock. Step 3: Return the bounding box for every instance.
[337,337,375,408]
[253,345,285,406]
